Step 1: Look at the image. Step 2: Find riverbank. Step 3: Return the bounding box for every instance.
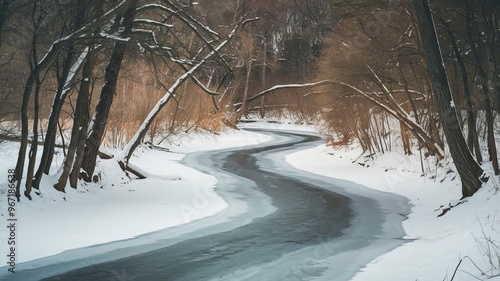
[1,121,498,281]
[0,129,271,265]
[286,139,500,281]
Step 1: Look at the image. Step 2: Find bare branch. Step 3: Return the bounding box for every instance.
[116,17,258,166]
[234,80,335,106]
[133,18,174,29]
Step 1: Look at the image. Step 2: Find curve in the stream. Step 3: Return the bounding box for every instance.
[0,130,410,281]
[40,132,353,281]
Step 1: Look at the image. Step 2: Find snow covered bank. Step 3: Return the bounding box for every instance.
[287,144,500,281]
[3,121,497,281]
[0,129,271,264]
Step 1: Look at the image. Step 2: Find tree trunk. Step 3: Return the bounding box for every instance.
[69,71,93,189]
[11,0,119,198]
[464,0,499,175]
[260,42,267,118]
[69,3,105,189]
[411,0,486,197]
[32,48,76,190]
[55,48,92,191]
[236,59,253,122]
[80,44,126,181]
[13,72,36,201]
[24,75,41,200]
[33,0,89,189]
[69,80,92,189]
[81,1,138,181]
[444,24,482,163]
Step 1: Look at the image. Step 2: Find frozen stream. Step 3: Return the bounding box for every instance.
[3,129,410,281]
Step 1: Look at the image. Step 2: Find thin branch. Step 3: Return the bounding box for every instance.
[234,80,335,106]
[133,18,174,29]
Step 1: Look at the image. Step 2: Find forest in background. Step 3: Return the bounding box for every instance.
[0,0,498,201]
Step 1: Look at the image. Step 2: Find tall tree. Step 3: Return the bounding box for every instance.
[55,1,100,191]
[0,0,13,47]
[80,0,139,181]
[11,0,132,199]
[440,20,482,164]
[411,0,486,197]
[463,0,499,175]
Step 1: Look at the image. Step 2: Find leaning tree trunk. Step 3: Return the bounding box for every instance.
[116,18,254,168]
[445,26,482,163]
[32,0,90,189]
[68,4,105,189]
[81,1,138,181]
[32,48,77,190]
[69,86,92,189]
[80,43,127,181]
[411,0,486,197]
[69,67,93,189]
[54,47,92,191]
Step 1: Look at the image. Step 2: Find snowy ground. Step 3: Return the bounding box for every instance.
[287,142,500,281]
[0,129,271,264]
[1,120,499,280]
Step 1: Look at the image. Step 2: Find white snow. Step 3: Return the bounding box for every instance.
[0,129,270,264]
[1,120,499,281]
[286,142,500,281]
[98,32,131,42]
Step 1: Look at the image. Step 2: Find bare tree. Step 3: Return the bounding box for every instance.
[411,0,486,197]
[80,0,139,182]
[10,0,133,199]
[117,17,259,169]
[54,46,95,191]
[440,19,482,164]
[463,0,499,175]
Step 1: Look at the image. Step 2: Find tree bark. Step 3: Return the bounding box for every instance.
[411,0,486,197]
[443,23,482,163]
[32,0,90,190]
[260,41,267,118]
[236,59,253,122]
[32,48,76,190]
[68,73,92,189]
[54,47,92,191]
[80,44,126,181]
[81,1,138,181]
[464,0,498,175]
[24,75,41,200]
[13,72,36,201]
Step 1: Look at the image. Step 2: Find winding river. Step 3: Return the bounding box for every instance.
[2,129,410,281]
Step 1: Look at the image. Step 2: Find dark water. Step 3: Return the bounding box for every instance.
[40,133,353,281]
